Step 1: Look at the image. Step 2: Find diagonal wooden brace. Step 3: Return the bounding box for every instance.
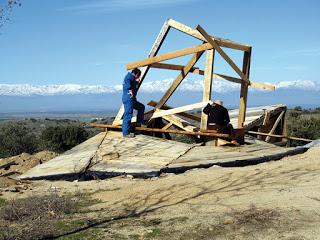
[196,25,251,85]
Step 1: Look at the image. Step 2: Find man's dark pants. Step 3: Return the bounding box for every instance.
[122,98,145,136]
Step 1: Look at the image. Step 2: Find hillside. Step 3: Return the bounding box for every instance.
[1,146,319,239]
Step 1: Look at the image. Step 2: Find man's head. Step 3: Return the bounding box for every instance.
[214,99,223,106]
[132,68,141,79]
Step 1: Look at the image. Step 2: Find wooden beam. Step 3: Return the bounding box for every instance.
[112,109,155,126]
[150,62,203,74]
[113,20,171,125]
[152,101,211,119]
[238,85,249,128]
[147,100,201,121]
[282,110,288,143]
[265,111,285,142]
[262,111,271,126]
[127,43,211,70]
[200,49,214,130]
[238,49,251,128]
[196,25,250,85]
[155,51,204,109]
[162,114,197,132]
[149,62,275,91]
[167,19,251,52]
[115,101,208,125]
[162,122,173,130]
[258,110,270,140]
[250,81,274,91]
[247,131,313,142]
[90,123,229,138]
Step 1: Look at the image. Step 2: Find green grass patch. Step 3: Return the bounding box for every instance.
[0,198,6,208]
[58,228,101,240]
[145,228,162,238]
[54,219,87,232]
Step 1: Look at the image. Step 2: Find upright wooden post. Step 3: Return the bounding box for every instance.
[113,20,171,125]
[282,109,288,144]
[200,49,215,130]
[238,48,251,128]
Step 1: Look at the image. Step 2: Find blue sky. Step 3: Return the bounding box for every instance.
[0,0,319,86]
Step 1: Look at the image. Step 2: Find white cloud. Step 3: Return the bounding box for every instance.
[0,79,319,96]
[61,0,198,14]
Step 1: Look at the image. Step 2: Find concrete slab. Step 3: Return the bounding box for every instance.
[17,130,311,180]
[88,131,195,177]
[18,132,106,180]
[165,144,307,172]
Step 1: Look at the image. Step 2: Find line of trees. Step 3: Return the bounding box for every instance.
[0,123,90,158]
[0,106,319,158]
[287,107,320,146]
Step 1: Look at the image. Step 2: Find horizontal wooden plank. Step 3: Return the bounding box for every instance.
[127,43,212,70]
[247,131,313,142]
[148,100,201,121]
[150,101,210,119]
[90,123,229,138]
[150,62,203,74]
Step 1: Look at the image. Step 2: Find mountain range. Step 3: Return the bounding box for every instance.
[0,79,319,113]
[1,79,320,96]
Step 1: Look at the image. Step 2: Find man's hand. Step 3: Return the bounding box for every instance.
[129,90,134,98]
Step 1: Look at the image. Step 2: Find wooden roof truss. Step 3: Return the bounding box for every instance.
[112,19,276,135]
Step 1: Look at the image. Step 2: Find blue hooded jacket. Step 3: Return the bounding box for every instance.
[122,72,137,102]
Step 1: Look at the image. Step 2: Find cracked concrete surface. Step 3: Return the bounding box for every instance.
[17,131,311,180]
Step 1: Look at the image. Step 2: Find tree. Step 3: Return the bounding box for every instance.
[0,0,21,29]
[0,123,38,157]
[40,125,89,153]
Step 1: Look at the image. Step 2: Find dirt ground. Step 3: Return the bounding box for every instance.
[0,151,58,189]
[1,147,320,239]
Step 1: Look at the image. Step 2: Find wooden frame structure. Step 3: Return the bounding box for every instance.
[112,19,275,141]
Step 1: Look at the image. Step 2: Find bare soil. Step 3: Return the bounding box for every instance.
[0,151,58,189]
[1,147,320,239]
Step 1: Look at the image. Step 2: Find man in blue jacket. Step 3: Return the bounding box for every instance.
[122,68,145,138]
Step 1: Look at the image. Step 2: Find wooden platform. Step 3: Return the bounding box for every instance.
[17,131,311,180]
[229,104,286,130]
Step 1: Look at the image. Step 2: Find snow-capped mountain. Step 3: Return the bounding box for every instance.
[0,79,319,113]
[0,84,122,96]
[0,79,319,96]
[274,80,320,91]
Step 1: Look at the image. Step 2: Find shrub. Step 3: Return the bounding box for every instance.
[288,115,320,146]
[0,192,83,240]
[0,192,77,222]
[293,106,302,111]
[0,123,38,158]
[40,125,89,152]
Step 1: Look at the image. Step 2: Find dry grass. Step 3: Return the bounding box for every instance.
[0,191,90,240]
[0,191,77,221]
[233,205,281,228]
